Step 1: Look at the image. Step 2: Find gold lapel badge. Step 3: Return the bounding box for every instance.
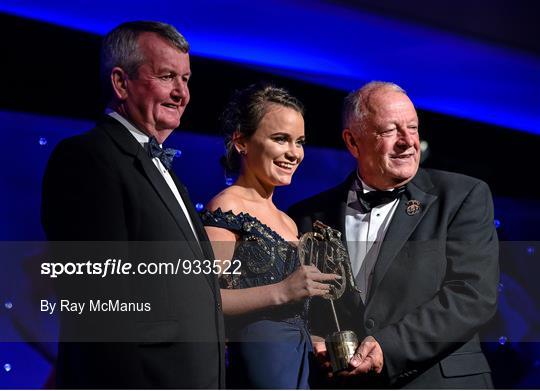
[406,200,421,216]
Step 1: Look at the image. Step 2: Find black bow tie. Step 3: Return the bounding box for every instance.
[356,186,405,214]
[146,137,177,170]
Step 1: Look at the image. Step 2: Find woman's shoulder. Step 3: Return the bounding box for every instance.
[202,188,249,230]
[206,188,246,215]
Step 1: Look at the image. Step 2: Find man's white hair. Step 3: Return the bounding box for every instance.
[342,81,406,131]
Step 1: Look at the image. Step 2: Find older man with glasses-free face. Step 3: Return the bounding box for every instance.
[42,21,225,389]
[290,81,499,389]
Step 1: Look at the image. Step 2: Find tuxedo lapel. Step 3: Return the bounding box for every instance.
[367,170,438,304]
[169,171,221,297]
[169,172,210,255]
[135,149,204,255]
[337,197,349,244]
[324,172,356,244]
[101,118,204,258]
[327,172,365,313]
[326,194,348,243]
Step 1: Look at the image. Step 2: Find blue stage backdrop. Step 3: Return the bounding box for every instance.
[1,0,539,135]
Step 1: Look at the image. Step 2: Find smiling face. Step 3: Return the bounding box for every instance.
[344,89,420,189]
[115,32,191,143]
[238,104,305,187]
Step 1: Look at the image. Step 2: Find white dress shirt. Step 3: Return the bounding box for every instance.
[107,110,200,243]
[345,173,399,303]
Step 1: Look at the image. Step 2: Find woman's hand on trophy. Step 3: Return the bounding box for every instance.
[277,265,340,303]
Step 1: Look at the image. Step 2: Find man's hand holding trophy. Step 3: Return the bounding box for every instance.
[298,221,384,378]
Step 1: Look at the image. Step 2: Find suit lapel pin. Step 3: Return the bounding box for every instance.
[405,200,421,216]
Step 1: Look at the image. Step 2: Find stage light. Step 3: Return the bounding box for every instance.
[3,363,11,372]
[494,219,501,229]
[195,203,204,212]
[39,137,47,146]
[4,301,13,309]
[175,150,182,158]
[225,177,233,186]
[498,336,508,345]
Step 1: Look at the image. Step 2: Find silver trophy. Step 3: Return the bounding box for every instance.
[298,220,361,372]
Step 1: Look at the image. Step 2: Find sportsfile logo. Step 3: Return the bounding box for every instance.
[40,259,241,278]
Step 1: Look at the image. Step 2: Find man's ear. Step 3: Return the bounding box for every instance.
[342,128,361,159]
[110,67,129,100]
[232,131,247,155]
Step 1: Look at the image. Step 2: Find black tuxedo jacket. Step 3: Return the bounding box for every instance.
[41,116,225,388]
[289,168,499,388]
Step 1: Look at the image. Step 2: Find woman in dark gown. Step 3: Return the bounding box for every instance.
[202,83,337,389]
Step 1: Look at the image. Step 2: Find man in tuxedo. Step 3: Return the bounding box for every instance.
[41,21,225,388]
[289,81,499,388]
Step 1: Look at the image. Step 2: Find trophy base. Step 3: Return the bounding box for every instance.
[325,330,359,372]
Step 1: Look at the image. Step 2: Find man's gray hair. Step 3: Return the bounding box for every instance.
[100,21,189,100]
[342,81,406,130]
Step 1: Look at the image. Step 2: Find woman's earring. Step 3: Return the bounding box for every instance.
[239,150,247,156]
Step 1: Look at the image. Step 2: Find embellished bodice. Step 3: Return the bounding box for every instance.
[201,208,309,326]
[201,208,300,289]
[202,209,312,388]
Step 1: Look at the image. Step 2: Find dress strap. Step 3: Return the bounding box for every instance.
[200,207,244,231]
